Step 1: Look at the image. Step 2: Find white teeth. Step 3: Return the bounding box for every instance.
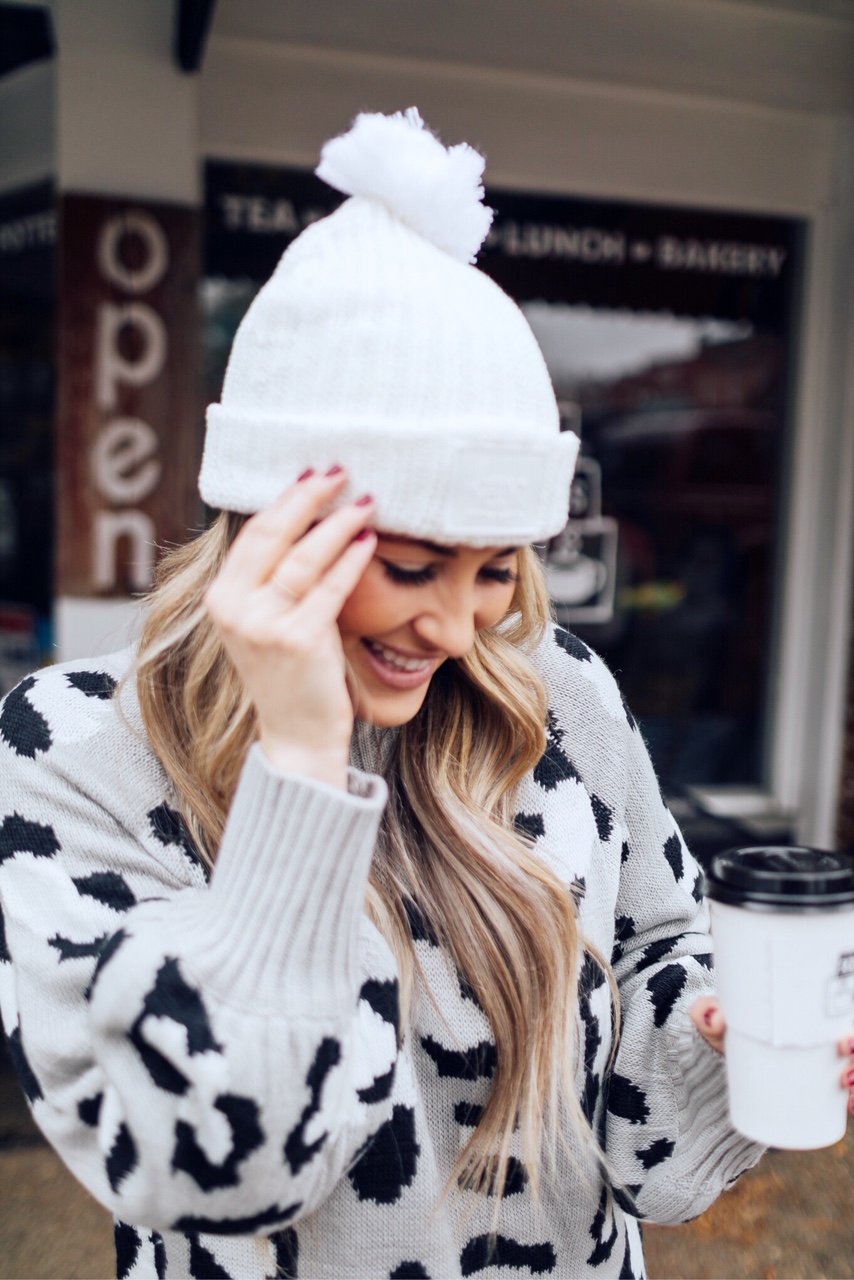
[367,641,431,672]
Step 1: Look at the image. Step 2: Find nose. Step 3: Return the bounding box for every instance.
[412,595,477,659]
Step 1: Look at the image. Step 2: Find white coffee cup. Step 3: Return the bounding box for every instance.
[706,846,854,1149]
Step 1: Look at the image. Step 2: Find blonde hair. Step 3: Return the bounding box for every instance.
[135,513,609,1205]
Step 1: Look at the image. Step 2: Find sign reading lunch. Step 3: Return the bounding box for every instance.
[205,160,803,330]
[56,196,201,599]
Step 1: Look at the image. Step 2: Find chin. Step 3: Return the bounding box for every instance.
[351,684,431,729]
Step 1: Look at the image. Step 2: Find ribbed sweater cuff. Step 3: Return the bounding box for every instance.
[667,996,765,1190]
[178,745,387,1016]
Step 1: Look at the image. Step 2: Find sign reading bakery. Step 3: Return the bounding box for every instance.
[56,196,201,598]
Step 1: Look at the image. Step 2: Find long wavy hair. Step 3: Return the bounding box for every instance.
[135,512,609,1204]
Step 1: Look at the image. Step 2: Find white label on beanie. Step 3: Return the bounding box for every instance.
[444,446,550,537]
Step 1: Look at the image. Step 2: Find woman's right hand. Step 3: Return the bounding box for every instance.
[205,469,377,789]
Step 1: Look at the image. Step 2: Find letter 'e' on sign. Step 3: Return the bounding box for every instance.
[56,197,202,598]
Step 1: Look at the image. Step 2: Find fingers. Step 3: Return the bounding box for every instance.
[217,469,351,592]
[837,1033,854,1108]
[690,996,726,1054]
[268,494,374,606]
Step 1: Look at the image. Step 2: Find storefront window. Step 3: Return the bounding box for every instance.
[203,162,804,791]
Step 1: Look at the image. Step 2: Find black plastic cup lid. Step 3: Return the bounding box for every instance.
[705,846,854,909]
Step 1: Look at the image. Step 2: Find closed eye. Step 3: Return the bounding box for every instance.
[380,561,436,586]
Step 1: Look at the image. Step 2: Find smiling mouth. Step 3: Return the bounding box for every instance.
[363,639,436,673]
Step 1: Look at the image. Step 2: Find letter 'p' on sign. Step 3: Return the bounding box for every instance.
[56,197,201,598]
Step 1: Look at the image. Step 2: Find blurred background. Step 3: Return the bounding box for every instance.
[0,1,853,1276]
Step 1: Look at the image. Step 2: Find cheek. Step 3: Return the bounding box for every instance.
[477,582,518,629]
[337,564,401,642]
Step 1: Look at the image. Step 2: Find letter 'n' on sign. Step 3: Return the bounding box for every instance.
[56,196,202,599]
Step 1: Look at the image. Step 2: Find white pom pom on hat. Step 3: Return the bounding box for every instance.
[199,107,579,546]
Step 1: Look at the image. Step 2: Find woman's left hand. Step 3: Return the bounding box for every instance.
[690,996,854,1113]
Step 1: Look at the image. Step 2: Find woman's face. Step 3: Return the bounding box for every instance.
[337,535,520,726]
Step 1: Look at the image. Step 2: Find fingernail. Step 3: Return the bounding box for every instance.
[297,467,315,482]
[848,1093,854,1113]
[704,1008,714,1027]
[325,464,344,477]
[354,527,375,541]
[845,1068,854,1087]
[355,493,374,507]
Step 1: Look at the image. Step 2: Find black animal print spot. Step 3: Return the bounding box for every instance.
[0,812,60,864]
[78,1092,103,1127]
[635,936,679,974]
[554,628,592,663]
[358,1064,396,1104]
[692,870,704,902]
[608,1074,649,1125]
[694,952,713,970]
[636,1137,675,1170]
[106,1122,137,1192]
[114,1221,142,1278]
[647,963,688,1027]
[570,875,587,906]
[587,1184,619,1267]
[534,711,580,792]
[663,832,684,881]
[0,901,9,963]
[73,871,137,913]
[284,1037,341,1174]
[66,670,117,700]
[128,956,224,1091]
[86,928,129,1001]
[0,677,51,758]
[590,794,613,843]
[420,1036,497,1081]
[612,1183,642,1215]
[273,1227,299,1279]
[173,1093,264,1191]
[148,804,206,874]
[360,978,400,1033]
[611,914,636,966]
[480,1156,528,1197]
[514,811,545,840]
[621,841,630,864]
[7,1024,42,1102]
[460,1234,557,1275]
[390,1264,430,1279]
[48,933,108,962]
[150,1231,167,1279]
[404,897,439,945]
[454,1100,484,1128]
[579,953,605,1124]
[187,1236,234,1279]
[621,692,637,731]
[348,1105,420,1205]
[173,1203,301,1235]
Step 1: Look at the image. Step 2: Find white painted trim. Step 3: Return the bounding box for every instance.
[55,597,144,662]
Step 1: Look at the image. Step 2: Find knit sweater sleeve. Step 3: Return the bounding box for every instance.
[603,703,763,1225]
[0,662,400,1236]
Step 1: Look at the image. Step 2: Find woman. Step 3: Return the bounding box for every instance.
[1,108,851,1280]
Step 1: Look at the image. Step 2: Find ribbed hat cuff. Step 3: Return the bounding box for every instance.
[199,406,579,545]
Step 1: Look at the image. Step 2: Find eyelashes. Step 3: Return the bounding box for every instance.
[379,561,518,587]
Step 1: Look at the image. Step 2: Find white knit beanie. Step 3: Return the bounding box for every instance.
[199,108,579,546]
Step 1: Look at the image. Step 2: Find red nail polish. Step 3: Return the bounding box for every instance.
[325,464,344,477]
[704,1008,714,1027]
[355,494,374,507]
[846,1068,854,1087]
[354,527,375,541]
[297,467,315,482]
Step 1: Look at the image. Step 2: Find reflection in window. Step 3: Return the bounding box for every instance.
[524,304,785,788]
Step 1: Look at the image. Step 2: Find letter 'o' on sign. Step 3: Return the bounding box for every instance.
[97,211,169,294]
